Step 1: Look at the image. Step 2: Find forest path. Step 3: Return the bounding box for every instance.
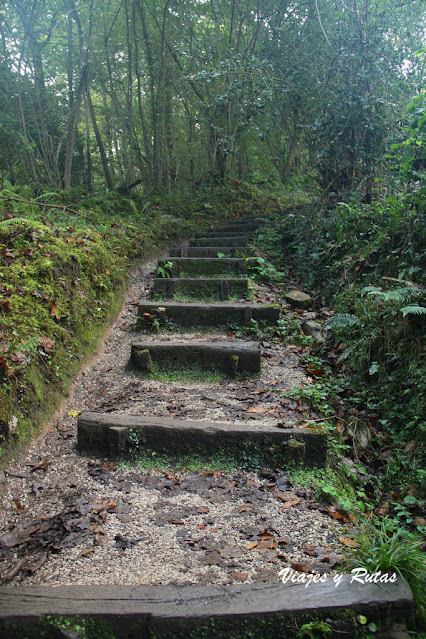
[0,217,414,636]
[0,219,342,587]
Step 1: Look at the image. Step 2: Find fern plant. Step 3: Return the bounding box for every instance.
[325,281,425,376]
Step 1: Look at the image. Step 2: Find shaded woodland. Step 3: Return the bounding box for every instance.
[0,0,425,626]
[0,0,424,199]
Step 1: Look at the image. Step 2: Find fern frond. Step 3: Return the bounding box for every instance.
[34,192,60,201]
[364,286,422,304]
[325,313,360,330]
[362,285,381,295]
[401,305,426,317]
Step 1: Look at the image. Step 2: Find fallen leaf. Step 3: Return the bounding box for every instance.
[50,303,60,319]
[304,547,344,568]
[25,551,48,574]
[247,406,270,414]
[282,497,302,508]
[30,459,49,472]
[92,499,116,514]
[246,541,259,550]
[291,562,315,573]
[101,462,116,472]
[257,538,278,550]
[233,505,254,513]
[338,536,360,548]
[276,492,302,508]
[38,336,55,353]
[0,521,43,547]
[326,506,351,523]
[10,351,29,367]
[260,530,274,540]
[93,530,108,546]
[12,500,24,514]
[5,558,27,580]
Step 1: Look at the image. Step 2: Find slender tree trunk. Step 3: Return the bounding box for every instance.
[87,90,114,190]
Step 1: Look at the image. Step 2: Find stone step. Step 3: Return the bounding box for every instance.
[151,277,248,301]
[138,302,280,328]
[195,230,254,238]
[77,412,327,467]
[131,340,261,377]
[158,257,247,278]
[169,246,251,258]
[211,218,265,230]
[189,235,248,247]
[0,577,413,638]
[197,224,260,237]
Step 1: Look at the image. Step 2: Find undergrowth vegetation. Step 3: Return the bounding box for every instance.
[252,98,425,625]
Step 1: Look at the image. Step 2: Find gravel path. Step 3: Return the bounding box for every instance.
[0,254,345,586]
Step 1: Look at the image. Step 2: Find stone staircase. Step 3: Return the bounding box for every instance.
[0,216,414,638]
[77,217,328,468]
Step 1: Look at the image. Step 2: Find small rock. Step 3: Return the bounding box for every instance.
[285,290,312,309]
[345,419,371,451]
[276,473,292,490]
[303,320,324,342]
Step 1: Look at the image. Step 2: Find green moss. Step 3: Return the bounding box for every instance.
[139,360,225,383]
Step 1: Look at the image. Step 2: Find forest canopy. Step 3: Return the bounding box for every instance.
[0,0,424,200]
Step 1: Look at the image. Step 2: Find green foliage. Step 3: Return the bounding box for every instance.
[157,261,173,278]
[299,621,332,639]
[347,520,426,621]
[255,189,425,463]
[245,256,284,283]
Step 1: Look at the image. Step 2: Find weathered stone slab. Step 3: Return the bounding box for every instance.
[169,246,250,258]
[131,340,261,376]
[0,576,413,638]
[151,277,248,301]
[77,412,327,466]
[189,235,248,247]
[285,290,312,309]
[138,302,280,327]
[158,257,247,278]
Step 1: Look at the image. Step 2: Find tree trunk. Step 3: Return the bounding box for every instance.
[87,90,114,190]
